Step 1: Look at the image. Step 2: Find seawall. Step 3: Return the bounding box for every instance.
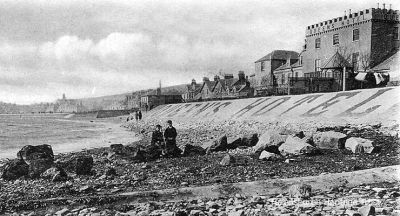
[96,110,131,118]
[147,87,400,124]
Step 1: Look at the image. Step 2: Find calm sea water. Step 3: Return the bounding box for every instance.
[0,114,135,159]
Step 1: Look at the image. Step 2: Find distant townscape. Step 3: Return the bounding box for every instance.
[1,6,399,114]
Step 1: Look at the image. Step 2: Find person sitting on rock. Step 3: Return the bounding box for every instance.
[148,124,164,160]
[151,125,164,147]
[163,120,181,157]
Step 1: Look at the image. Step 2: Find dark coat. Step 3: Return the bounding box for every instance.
[151,130,164,145]
[164,126,177,140]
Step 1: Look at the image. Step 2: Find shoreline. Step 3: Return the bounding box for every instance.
[0,116,139,159]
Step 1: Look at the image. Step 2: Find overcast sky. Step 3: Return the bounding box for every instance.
[0,0,398,104]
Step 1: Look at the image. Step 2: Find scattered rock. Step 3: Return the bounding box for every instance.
[40,166,68,182]
[220,154,235,166]
[288,183,312,199]
[17,144,54,164]
[17,145,55,178]
[253,131,287,153]
[358,205,375,216]
[345,137,375,154]
[279,136,318,156]
[1,159,29,180]
[182,144,206,156]
[55,208,69,216]
[240,133,259,147]
[110,144,125,155]
[28,157,54,178]
[105,167,117,176]
[258,151,280,161]
[74,155,93,175]
[313,131,347,149]
[227,137,242,149]
[204,135,228,153]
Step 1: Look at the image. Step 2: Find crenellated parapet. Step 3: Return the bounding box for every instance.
[306,8,399,37]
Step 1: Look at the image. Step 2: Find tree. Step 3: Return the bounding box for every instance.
[359,52,372,73]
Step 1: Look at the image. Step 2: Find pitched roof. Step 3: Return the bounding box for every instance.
[255,50,299,63]
[274,60,302,71]
[322,51,353,69]
[372,50,399,71]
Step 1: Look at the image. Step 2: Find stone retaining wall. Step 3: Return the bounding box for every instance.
[148,87,400,124]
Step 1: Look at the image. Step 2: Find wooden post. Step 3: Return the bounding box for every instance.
[343,66,346,91]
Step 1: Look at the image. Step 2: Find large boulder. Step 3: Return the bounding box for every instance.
[241,133,259,147]
[144,144,163,160]
[227,137,242,149]
[74,155,93,175]
[279,136,318,156]
[40,166,68,182]
[1,159,29,180]
[313,131,347,149]
[203,135,228,154]
[163,145,183,158]
[182,144,206,157]
[253,131,287,153]
[17,145,55,178]
[17,144,54,164]
[28,158,54,178]
[345,137,375,154]
[125,145,147,162]
[110,144,125,155]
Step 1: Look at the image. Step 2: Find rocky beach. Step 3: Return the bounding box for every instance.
[0,116,399,215]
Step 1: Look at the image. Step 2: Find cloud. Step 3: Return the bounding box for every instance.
[0,0,399,104]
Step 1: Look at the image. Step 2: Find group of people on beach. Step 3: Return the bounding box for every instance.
[150,120,179,157]
[127,110,142,122]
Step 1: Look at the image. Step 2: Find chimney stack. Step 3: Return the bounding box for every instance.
[214,75,220,82]
[349,9,351,15]
[238,71,245,80]
[203,77,209,82]
[383,3,386,9]
[390,4,392,10]
[191,79,196,85]
[377,3,380,9]
[223,74,234,80]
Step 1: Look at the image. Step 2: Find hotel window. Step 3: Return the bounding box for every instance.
[281,74,285,84]
[261,61,265,71]
[315,38,321,49]
[315,59,321,72]
[394,27,399,40]
[333,34,339,45]
[353,29,360,41]
[300,56,303,65]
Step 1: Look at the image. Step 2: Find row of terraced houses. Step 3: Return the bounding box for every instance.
[127,6,400,110]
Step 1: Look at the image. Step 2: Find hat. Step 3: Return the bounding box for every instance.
[166,120,172,124]
[156,124,161,128]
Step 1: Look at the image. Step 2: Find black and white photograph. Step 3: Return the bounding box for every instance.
[0,0,399,215]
